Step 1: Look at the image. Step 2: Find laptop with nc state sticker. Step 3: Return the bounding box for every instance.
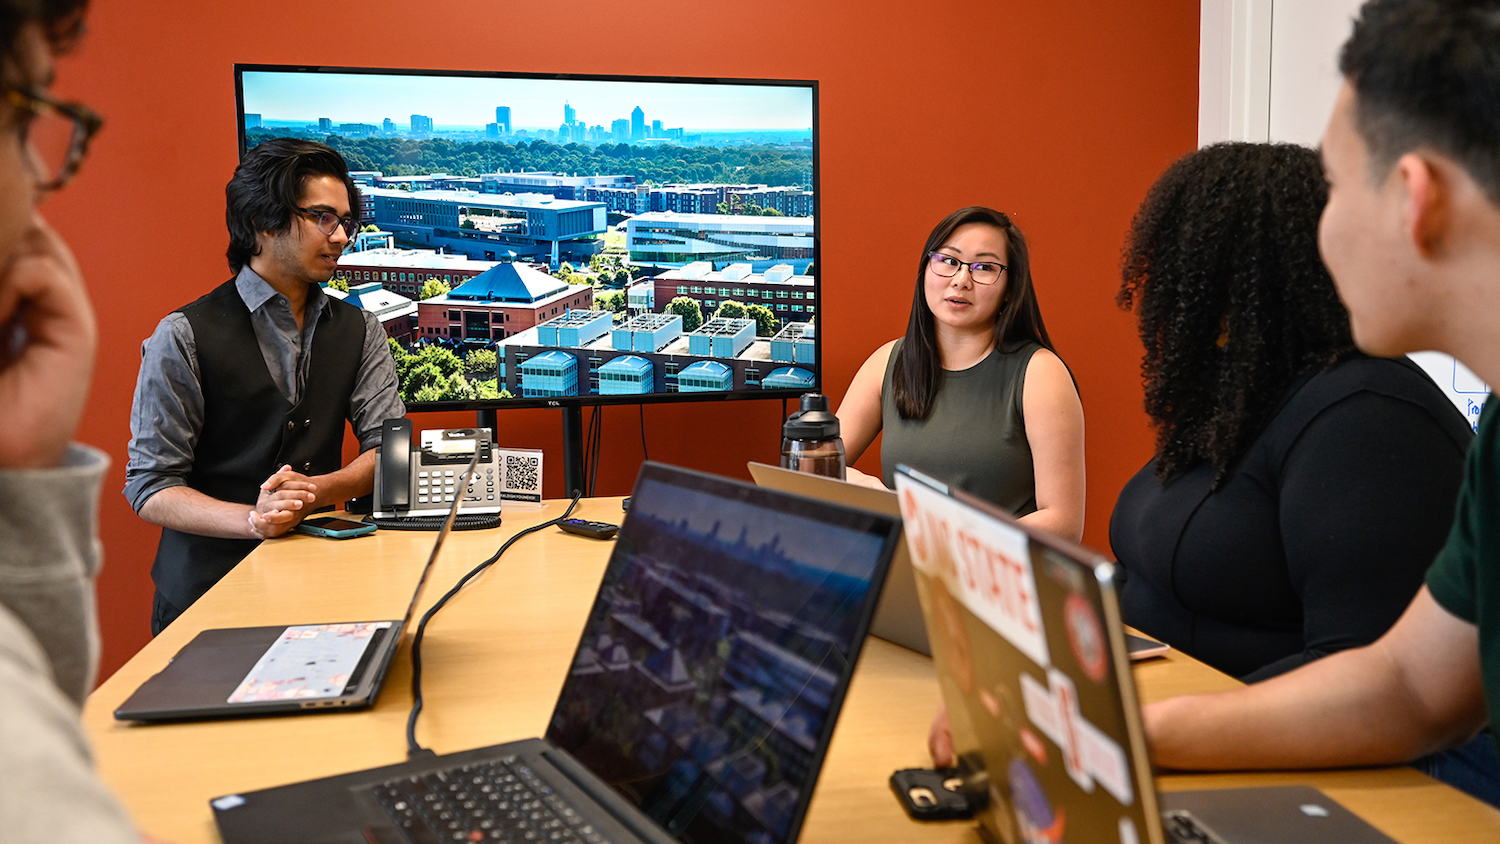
[893,465,1398,844]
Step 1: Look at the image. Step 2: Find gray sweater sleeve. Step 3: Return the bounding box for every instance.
[0,444,141,842]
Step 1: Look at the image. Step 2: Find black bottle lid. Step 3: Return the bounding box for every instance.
[783,393,841,441]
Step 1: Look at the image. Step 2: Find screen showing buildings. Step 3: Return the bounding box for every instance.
[545,467,893,844]
[237,66,819,409]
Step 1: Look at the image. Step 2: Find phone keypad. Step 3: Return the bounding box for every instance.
[410,465,499,506]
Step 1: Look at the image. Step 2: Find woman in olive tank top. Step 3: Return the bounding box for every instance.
[835,206,1085,542]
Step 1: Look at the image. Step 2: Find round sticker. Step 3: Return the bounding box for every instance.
[1009,758,1066,844]
[932,585,974,693]
[1065,592,1108,683]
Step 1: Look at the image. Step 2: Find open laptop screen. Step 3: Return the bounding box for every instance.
[546,462,899,844]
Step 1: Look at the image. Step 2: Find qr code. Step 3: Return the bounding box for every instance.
[505,453,540,492]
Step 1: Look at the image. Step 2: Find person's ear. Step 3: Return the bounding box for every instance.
[1397,152,1448,257]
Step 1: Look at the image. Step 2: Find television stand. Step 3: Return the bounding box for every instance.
[477,406,586,498]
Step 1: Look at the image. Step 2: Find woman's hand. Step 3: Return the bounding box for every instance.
[844,465,889,491]
[929,703,955,767]
[0,213,93,469]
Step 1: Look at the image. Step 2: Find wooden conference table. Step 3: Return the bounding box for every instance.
[83,497,1500,843]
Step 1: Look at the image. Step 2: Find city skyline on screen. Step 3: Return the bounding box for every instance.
[241,70,814,134]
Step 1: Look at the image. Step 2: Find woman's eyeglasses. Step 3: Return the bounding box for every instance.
[928,251,1007,285]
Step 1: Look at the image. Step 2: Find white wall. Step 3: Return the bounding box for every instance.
[1200,0,1488,429]
[1266,0,1358,145]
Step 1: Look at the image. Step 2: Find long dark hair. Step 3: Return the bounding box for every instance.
[891,206,1055,420]
[225,137,361,274]
[1119,142,1353,484]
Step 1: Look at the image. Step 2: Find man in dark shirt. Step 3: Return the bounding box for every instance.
[125,138,404,634]
[1142,0,1500,780]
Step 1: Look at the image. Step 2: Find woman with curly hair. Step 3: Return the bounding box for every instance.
[1110,142,1472,682]
[836,206,1085,540]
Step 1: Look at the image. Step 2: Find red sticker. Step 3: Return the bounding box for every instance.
[980,688,1000,719]
[932,585,974,693]
[1064,593,1108,683]
[1020,726,1048,765]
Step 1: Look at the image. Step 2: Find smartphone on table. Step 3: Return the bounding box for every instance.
[293,517,377,539]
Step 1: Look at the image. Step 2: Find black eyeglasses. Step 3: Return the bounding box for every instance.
[927,251,1007,285]
[4,86,102,191]
[297,207,359,239]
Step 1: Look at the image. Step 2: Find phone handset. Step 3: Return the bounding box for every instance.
[378,418,413,513]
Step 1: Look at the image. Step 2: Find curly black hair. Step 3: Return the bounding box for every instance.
[1118,142,1353,485]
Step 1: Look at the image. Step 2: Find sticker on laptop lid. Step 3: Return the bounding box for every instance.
[1009,758,1066,844]
[1020,669,1134,807]
[931,583,976,693]
[227,621,390,703]
[897,479,1049,668]
[1064,592,1108,684]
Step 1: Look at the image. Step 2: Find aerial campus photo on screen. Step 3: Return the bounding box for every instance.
[544,475,883,844]
[241,70,819,404]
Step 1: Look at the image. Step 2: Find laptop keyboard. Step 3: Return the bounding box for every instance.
[372,755,611,844]
[1163,810,1227,844]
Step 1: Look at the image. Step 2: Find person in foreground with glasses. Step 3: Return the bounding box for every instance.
[835,206,1085,540]
[125,137,404,634]
[0,0,168,840]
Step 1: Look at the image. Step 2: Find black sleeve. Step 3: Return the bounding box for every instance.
[1243,390,1468,683]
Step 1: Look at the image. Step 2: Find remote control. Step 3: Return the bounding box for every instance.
[558,518,619,540]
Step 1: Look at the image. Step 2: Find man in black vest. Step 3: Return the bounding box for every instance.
[125,138,404,635]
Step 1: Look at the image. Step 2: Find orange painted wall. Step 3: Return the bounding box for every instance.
[47,0,1198,681]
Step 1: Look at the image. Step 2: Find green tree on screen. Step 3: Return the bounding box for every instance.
[464,348,497,375]
[595,290,627,314]
[745,303,779,336]
[714,300,746,320]
[666,296,704,332]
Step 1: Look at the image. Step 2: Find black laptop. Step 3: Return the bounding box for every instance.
[893,465,1399,844]
[210,461,902,844]
[114,451,480,723]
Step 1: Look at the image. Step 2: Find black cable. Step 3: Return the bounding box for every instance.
[588,406,602,497]
[405,491,584,758]
[638,402,649,462]
[581,406,593,496]
[581,406,601,497]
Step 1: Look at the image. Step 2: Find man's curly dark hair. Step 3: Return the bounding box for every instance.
[1118,142,1354,485]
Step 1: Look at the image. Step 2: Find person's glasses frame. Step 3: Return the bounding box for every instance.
[927,250,1007,285]
[4,85,102,191]
[297,207,359,239]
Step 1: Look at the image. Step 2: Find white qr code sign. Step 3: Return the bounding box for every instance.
[497,447,543,509]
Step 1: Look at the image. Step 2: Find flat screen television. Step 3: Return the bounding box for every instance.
[235,64,819,489]
[235,62,822,488]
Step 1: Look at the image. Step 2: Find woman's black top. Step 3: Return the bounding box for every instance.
[1109,355,1473,682]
